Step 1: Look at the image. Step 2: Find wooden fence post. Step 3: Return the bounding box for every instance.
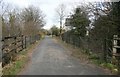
[113,35,120,75]
[29,36,31,45]
[14,36,17,53]
[113,35,117,55]
[11,36,17,61]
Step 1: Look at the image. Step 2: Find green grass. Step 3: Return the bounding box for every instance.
[3,59,26,75]
[101,63,117,70]
[88,53,118,73]
[3,48,28,75]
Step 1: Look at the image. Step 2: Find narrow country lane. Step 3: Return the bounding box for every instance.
[20,36,110,75]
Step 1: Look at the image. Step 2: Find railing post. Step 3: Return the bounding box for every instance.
[103,38,107,62]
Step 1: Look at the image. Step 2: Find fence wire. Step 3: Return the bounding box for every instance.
[61,31,113,63]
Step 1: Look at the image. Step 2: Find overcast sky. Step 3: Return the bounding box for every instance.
[3,0,119,30]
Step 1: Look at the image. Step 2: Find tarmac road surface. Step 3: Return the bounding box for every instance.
[20,36,110,75]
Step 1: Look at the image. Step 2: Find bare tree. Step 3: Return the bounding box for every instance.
[55,4,66,36]
[0,0,10,17]
[87,2,111,20]
[0,0,11,37]
[21,6,45,36]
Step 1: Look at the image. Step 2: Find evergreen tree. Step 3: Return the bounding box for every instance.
[70,7,90,37]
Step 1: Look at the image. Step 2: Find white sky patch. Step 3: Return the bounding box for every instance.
[3,0,84,30]
[4,0,30,8]
[27,0,82,30]
[3,0,120,30]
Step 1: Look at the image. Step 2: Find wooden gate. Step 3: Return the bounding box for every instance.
[112,35,120,74]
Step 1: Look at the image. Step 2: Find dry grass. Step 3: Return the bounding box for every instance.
[55,37,115,74]
[3,41,41,75]
[55,37,90,63]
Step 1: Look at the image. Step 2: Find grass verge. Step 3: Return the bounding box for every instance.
[54,37,90,62]
[3,40,41,75]
[55,37,118,74]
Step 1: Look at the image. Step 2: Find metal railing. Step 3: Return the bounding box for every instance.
[61,32,120,74]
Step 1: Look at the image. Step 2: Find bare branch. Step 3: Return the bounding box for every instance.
[55,3,66,35]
